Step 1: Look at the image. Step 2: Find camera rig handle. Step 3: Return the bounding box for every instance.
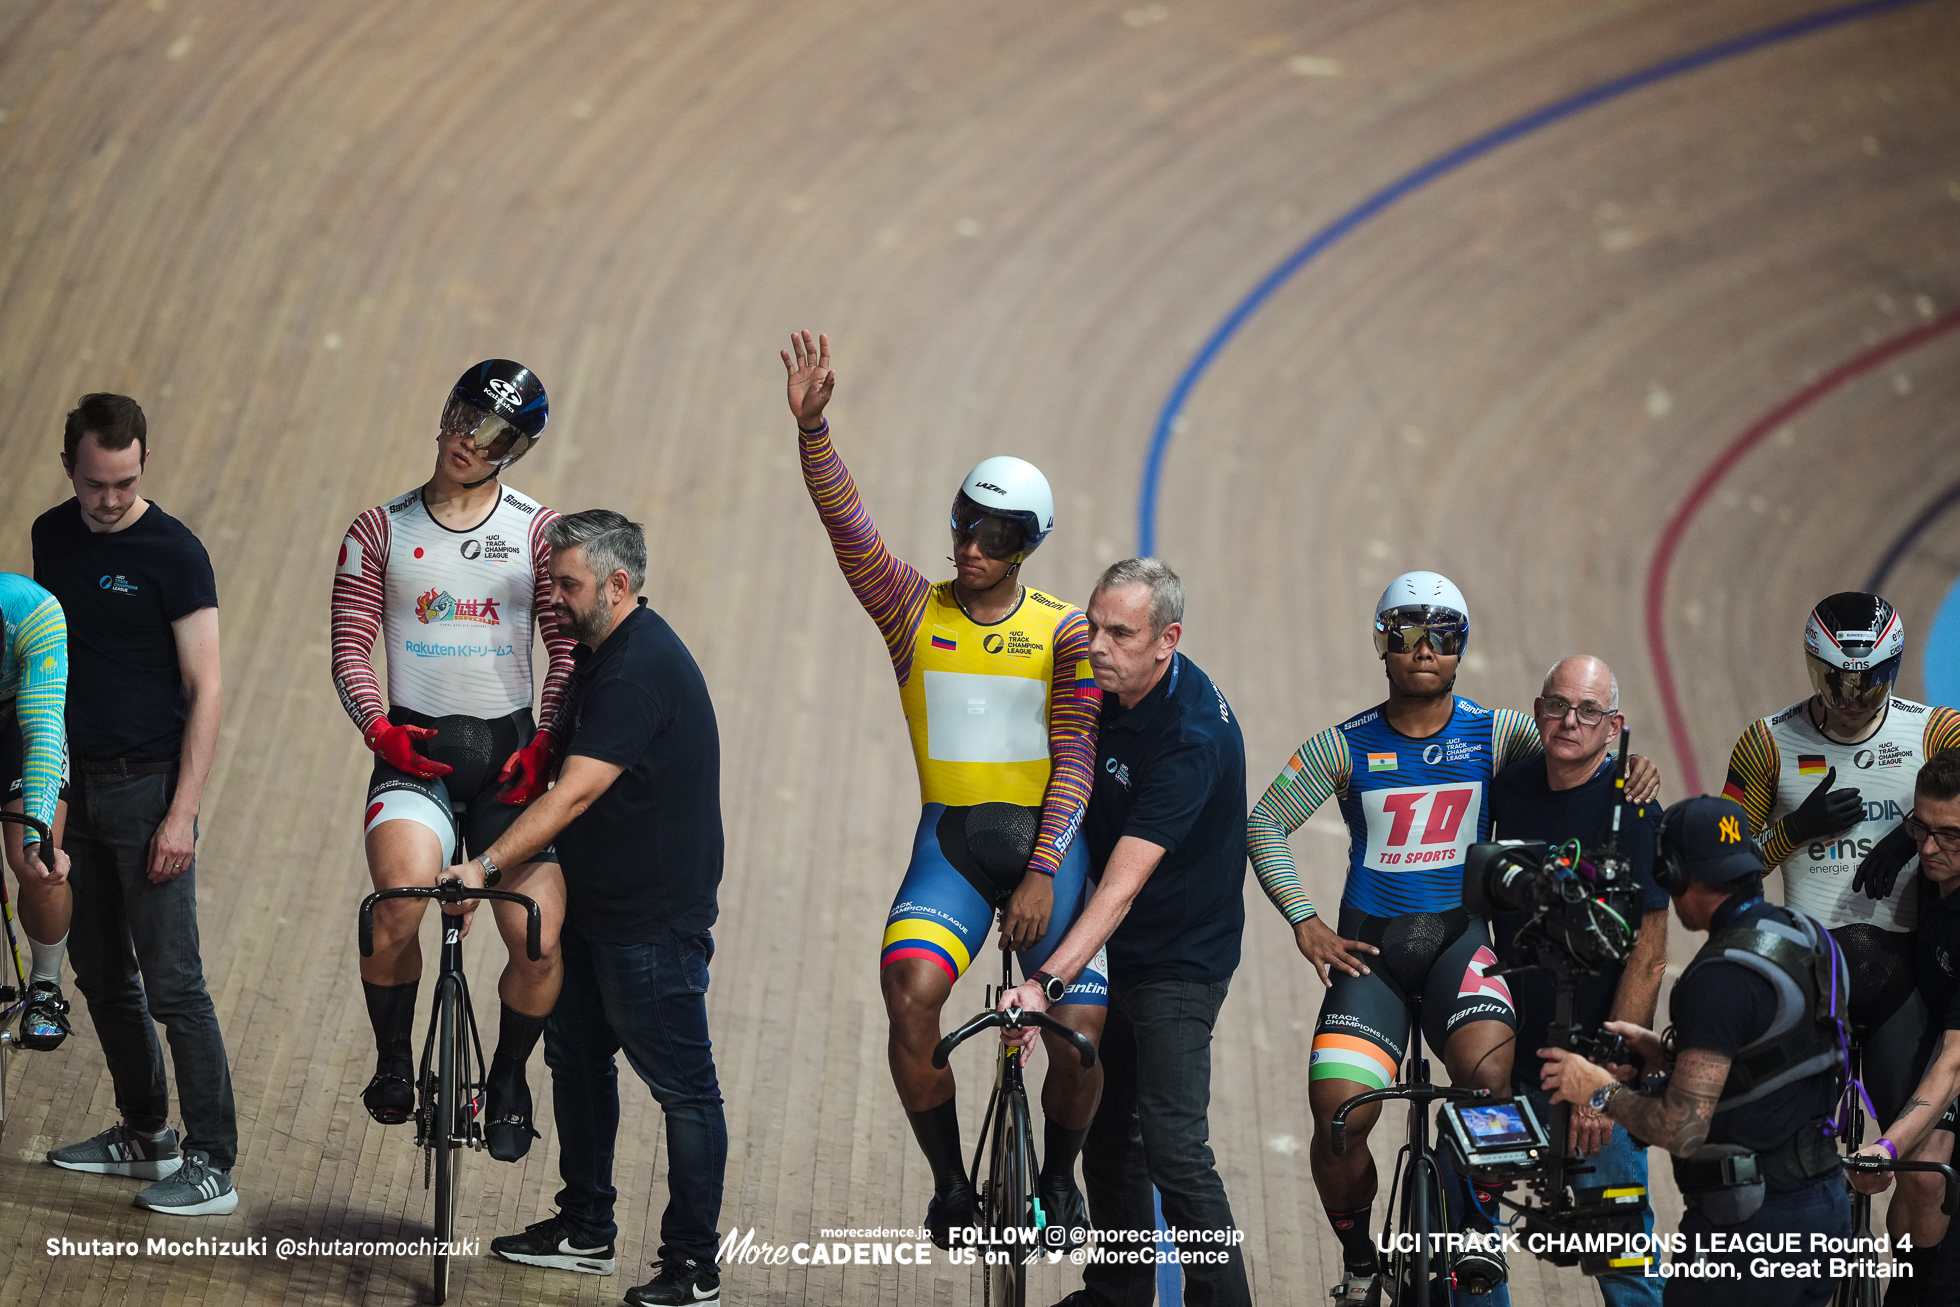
[1603,728,1630,855]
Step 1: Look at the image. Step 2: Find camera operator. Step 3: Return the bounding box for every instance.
[1471,656,1667,1307]
[1542,795,1850,1307]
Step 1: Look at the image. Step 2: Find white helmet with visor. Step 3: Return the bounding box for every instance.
[1804,591,1904,714]
[1373,570,1471,659]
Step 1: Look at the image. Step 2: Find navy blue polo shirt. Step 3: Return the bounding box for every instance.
[556,600,723,939]
[1488,753,1666,1072]
[1083,652,1247,985]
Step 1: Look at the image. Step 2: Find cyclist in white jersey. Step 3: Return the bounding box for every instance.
[1722,592,1960,1135]
[330,360,572,1162]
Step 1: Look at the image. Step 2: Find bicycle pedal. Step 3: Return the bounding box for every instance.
[0,986,18,1004]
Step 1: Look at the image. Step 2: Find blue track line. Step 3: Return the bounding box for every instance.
[1135,0,1932,555]
[1867,479,1960,708]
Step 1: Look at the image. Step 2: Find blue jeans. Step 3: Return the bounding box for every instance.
[1668,1175,1847,1307]
[64,772,237,1169]
[544,923,727,1264]
[1078,976,1251,1307]
[1439,1087,1661,1307]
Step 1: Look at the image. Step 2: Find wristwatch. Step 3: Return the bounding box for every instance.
[1030,970,1067,1003]
[477,853,501,887]
[1589,1081,1626,1114]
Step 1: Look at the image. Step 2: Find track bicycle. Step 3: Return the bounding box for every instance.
[1833,1040,1960,1307]
[0,810,53,1143]
[934,942,1099,1307]
[1330,1014,1495,1307]
[359,875,540,1305]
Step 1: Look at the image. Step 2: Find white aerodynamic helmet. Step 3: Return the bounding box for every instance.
[1373,570,1471,658]
[1804,591,1905,713]
[952,456,1056,558]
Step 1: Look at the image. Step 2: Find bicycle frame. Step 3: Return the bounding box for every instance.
[1833,1040,1960,1307]
[359,876,540,1304]
[1331,1019,1489,1307]
[933,951,1098,1307]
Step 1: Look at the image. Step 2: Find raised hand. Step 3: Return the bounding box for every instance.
[782,330,836,432]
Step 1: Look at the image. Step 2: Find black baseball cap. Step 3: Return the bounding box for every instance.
[1662,795,1766,886]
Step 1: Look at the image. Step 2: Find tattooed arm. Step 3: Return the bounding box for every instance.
[1539,1039,1730,1158]
[1849,1030,1960,1194]
[1606,1049,1728,1157]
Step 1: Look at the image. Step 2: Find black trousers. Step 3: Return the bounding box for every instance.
[1078,975,1251,1307]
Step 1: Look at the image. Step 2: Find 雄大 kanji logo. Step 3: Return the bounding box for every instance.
[415,588,501,626]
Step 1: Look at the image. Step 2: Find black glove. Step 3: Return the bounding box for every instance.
[1853,823,1918,901]
[1780,767,1864,844]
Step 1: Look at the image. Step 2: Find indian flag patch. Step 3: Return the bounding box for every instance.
[1797,753,1828,777]
[1367,752,1397,772]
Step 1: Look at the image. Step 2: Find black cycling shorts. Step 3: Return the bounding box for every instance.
[363,706,556,867]
[1309,907,1517,1091]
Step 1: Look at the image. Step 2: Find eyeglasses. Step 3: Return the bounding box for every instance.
[1903,811,1960,854]
[1538,696,1618,728]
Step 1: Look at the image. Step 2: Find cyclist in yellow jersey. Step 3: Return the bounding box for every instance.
[785,331,1105,1249]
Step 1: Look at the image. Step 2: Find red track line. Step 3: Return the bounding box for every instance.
[1645,306,1960,794]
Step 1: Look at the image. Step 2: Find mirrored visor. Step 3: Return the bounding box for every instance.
[1373,605,1468,657]
[1807,654,1900,713]
[442,401,534,465]
[950,495,1027,560]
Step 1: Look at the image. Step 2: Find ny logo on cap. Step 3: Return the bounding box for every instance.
[1718,815,1741,844]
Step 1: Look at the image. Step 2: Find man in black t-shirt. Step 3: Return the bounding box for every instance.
[996,558,1252,1307]
[1543,796,1849,1307]
[1472,656,1667,1307]
[1848,747,1960,1295]
[457,511,727,1307]
[35,394,241,1218]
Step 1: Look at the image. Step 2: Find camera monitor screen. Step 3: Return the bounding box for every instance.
[1457,1104,1536,1147]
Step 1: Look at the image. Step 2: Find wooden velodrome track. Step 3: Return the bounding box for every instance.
[1,1,1957,1302]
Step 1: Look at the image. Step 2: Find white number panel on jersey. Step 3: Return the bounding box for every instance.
[1361,783,1483,872]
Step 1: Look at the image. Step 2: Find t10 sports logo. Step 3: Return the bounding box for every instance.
[1361,784,1483,871]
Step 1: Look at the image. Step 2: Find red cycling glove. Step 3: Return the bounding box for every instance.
[366,721,452,779]
[497,728,558,806]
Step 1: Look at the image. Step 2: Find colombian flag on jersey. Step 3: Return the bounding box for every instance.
[930,626,958,651]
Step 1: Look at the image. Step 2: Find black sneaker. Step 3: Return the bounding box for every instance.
[20,981,73,1050]
[1450,1245,1506,1297]
[490,1214,616,1275]
[361,1058,415,1125]
[925,1180,974,1250]
[1037,1172,1089,1252]
[485,1073,539,1163]
[625,1257,720,1305]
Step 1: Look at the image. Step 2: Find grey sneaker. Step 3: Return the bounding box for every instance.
[133,1151,238,1215]
[48,1124,183,1179]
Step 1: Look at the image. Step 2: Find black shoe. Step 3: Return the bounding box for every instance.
[485,1074,539,1162]
[361,1058,415,1125]
[1037,1173,1089,1252]
[490,1214,616,1275]
[20,981,73,1050]
[925,1181,974,1250]
[1049,1294,1096,1307]
[624,1257,720,1305]
[1450,1245,1506,1297]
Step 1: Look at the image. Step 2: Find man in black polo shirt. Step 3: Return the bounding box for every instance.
[998,556,1251,1307]
[36,393,240,1216]
[463,510,728,1307]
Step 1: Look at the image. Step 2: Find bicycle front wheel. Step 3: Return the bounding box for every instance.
[983,1089,1033,1307]
[432,978,462,1304]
